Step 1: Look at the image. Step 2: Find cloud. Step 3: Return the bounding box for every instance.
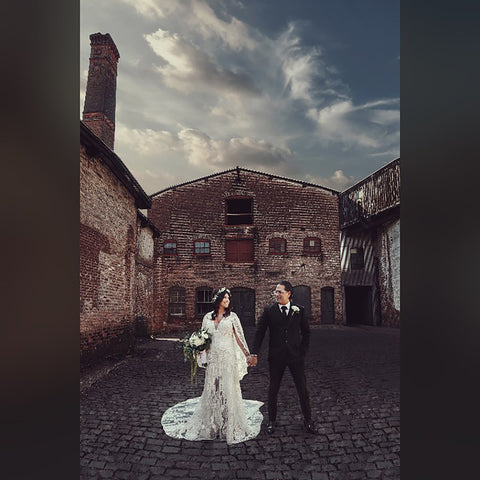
[115,123,180,155]
[120,0,256,50]
[144,28,259,95]
[178,128,294,171]
[305,170,358,191]
[274,22,349,106]
[307,98,399,148]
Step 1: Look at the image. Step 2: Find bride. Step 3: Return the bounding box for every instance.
[161,287,263,445]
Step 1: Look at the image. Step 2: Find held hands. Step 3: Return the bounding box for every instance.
[246,354,258,367]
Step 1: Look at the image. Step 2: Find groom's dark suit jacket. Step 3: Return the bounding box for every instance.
[251,303,310,362]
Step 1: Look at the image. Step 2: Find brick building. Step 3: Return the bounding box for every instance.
[80,33,157,365]
[148,168,344,332]
[339,158,400,327]
[80,31,400,365]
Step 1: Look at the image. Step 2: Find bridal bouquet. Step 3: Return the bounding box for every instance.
[179,328,212,387]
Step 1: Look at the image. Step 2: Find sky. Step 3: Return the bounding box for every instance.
[80,0,399,194]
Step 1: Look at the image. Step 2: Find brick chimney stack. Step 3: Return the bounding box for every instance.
[82,33,120,150]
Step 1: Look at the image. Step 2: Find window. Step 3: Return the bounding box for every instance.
[226,198,253,225]
[226,239,254,262]
[168,287,186,317]
[163,240,177,255]
[194,240,211,255]
[269,238,286,254]
[303,237,321,254]
[196,287,213,317]
[350,247,365,270]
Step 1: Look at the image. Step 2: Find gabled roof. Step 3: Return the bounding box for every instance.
[80,121,151,209]
[150,166,339,197]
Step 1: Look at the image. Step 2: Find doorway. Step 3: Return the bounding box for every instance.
[345,286,373,325]
[321,287,335,324]
[292,285,312,320]
[230,287,256,328]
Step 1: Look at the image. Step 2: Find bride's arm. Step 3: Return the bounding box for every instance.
[231,314,249,357]
[233,327,249,357]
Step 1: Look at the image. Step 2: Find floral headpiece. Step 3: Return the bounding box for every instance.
[212,287,231,303]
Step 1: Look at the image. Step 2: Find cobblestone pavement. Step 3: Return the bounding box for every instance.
[80,325,400,480]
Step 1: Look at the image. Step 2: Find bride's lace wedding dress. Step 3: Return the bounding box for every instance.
[161,311,263,445]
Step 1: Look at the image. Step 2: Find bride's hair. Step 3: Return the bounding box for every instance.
[211,288,232,319]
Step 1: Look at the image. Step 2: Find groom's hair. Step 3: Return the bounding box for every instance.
[278,280,293,294]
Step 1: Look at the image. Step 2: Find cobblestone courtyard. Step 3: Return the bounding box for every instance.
[80,325,400,479]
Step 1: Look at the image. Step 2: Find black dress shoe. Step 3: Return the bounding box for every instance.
[265,421,275,434]
[304,420,318,434]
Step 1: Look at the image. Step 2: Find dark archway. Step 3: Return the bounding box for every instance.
[345,286,373,325]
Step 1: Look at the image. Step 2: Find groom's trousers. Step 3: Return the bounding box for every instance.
[268,356,311,422]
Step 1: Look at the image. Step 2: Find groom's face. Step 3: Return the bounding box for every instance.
[274,284,291,305]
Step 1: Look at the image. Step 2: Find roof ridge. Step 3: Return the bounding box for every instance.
[150,166,338,197]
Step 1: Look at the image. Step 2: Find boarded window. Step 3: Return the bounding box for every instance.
[350,247,365,270]
[303,237,321,254]
[269,238,286,254]
[196,287,213,317]
[169,287,186,317]
[226,198,253,225]
[163,241,177,255]
[194,240,211,255]
[226,239,254,262]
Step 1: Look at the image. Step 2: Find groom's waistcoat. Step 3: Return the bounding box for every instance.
[252,303,310,361]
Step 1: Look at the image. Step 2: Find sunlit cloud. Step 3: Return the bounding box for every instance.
[307,98,399,149]
[120,0,256,50]
[305,170,358,191]
[145,28,259,95]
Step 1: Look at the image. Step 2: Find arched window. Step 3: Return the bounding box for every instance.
[303,237,321,254]
[195,287,213,317]
[169,287,186,317]
[163,240,177,255]
[269,238,287,254]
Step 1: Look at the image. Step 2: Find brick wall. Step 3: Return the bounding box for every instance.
[80,144,137,364]
[148,170,343,331]
[134,220,156,336]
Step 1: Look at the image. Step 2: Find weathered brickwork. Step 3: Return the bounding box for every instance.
[134,218,156,335]
[376,218,400,327]
[80,144,138,364]
[148,169,343,332]
[82,33,119,150]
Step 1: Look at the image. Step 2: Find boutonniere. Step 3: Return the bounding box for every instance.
[291,305,300,314]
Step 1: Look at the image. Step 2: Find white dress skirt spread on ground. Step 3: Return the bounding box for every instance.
[161,311,263,445]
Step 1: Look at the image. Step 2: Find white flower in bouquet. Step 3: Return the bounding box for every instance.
[179,327,213,388]
[291,305,300,314]
[189,334,202,347]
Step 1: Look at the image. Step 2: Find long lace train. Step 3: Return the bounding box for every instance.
[161,311,263,444]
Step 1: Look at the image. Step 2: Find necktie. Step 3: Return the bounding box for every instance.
[281,306,288,317]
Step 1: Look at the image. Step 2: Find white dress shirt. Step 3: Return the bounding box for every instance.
[278,301,291,315]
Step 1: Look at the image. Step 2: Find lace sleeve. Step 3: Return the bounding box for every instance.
[231,313,249,381]
[201,312,212,329]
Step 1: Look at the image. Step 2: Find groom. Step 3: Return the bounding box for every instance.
[248,281,317,434]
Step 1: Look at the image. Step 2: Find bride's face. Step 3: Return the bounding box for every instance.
[220,293,230,309]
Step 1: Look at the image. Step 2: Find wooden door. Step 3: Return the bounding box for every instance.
[321,287,335,324]
[292,285,312,320]
[230,287,256,328]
